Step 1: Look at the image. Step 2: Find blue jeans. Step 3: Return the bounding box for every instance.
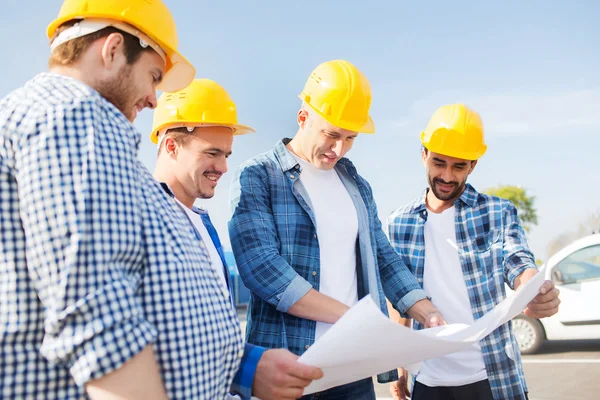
[299,378,376,400]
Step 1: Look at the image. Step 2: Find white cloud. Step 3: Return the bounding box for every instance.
[387,88,600,137]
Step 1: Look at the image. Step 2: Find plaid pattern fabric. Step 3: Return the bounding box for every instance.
[228,139,427,384]
[0,73,243,399]
[161,182,265,399]
[387,183,536,400]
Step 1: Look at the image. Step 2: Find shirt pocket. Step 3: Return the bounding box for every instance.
[468,230,503,277]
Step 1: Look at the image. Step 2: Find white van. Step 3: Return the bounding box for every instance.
[513,234,600,354]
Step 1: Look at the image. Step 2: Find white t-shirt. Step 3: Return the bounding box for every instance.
[293,156,359,342]
[417,206,488,387]
[175,198,229,294]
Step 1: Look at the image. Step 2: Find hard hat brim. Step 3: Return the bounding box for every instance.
[300,95,376,134]
[151,122,256,144]
[158,50,195,93]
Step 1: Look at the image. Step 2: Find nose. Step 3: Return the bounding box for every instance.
[332,139,345,157]
[216,156,228,174]
[146,91,158,109]
[440,166,453,183]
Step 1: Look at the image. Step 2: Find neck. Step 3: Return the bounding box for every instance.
[153,161,195,209]
[50,64,97,90]
[286,132,309,162]
[426,188,462,213]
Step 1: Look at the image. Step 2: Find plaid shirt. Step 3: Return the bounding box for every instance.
[0,73,243,399]
[161,183,266,399]
[387,183,536,400]
[228,139,428,384]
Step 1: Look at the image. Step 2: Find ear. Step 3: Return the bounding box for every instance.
[100,32,126,71]
[468,159,478,174]
[421,147,428,166]
[297,108,309,128]
[163,136,179,157]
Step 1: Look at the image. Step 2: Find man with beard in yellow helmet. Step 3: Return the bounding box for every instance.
[387,104,560,400]
[0,1,264,399]
[151,78,323,400]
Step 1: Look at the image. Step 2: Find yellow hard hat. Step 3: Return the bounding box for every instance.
[421,104,487,160]
[299,60,375,134]
[151,78,255,144]
[47,0,195,93]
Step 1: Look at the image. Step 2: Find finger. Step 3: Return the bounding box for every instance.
[538,280,554,295]
[389,382,400,399]
[283,375,315,389]
[524,305,559,319]
[528,297,561,312]
[287,362,324,380]
[532,288,560,303]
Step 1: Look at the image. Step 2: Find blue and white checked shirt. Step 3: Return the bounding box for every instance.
[160,183,266,399]
[228,139,428,384]
[387,183,536,400]
[0,73,243,399]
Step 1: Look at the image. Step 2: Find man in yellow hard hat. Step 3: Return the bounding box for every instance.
[151,78,323,400]
[0,1,253,399]
[228,59,447,398]
[387,104,560,400]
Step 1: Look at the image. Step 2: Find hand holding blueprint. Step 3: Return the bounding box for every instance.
[298,267,546,395]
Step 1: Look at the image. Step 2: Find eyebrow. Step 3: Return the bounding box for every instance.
[432,157,468,167]
[323,129,358,139]
[205,147,232,157]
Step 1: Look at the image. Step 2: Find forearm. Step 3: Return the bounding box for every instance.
[86,346,167,400]
[287,289,350,323]
[514,267,540,290]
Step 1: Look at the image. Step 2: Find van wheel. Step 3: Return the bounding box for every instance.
[513,315,545,355]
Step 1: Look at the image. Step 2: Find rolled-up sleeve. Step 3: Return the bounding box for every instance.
[15,100,155,385]
[502,202,537,289]
[228,164,312,312]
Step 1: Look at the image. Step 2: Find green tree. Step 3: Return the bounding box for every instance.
[484,185,538,233]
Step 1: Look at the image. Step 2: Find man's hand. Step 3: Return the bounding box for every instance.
[407,299,447,327]
[389,368,411,400]
[525,280,561,318]
[515,268,561,319]
[424,310,447,328]
[253,349,323,400]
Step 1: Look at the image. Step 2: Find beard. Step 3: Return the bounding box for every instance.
[429,177,466,201]
[97,65,137,122]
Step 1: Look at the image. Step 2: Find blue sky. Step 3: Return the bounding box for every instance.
[3,1,598,259]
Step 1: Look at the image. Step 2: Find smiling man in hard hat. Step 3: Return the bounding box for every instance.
[228,59,447,398]
[387,104,560,400]
[151,78,323,400]
[0,1,255,399]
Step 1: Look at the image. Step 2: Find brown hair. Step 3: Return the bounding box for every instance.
[48,21,153,68]
[158,127,196,155]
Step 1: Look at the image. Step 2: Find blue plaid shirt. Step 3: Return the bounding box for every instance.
[0,73,244,399]
[228,139,428,384]
[387,183,536,400]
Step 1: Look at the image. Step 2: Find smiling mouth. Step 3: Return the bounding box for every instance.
[204,174,221,182]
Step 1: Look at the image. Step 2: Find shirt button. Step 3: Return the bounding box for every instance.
[312,271,317,277]
[313,234,317,238]
[305,344,310,350]
[290,174,295,179]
